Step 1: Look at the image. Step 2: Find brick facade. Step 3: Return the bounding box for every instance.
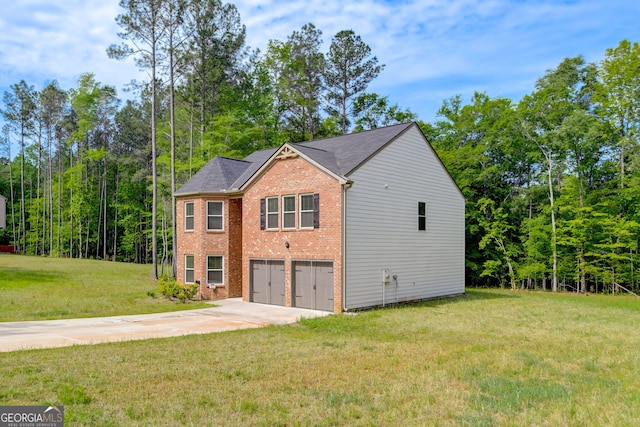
[175,154,344,312]
[175,196,243,300]
[242,156,343,312]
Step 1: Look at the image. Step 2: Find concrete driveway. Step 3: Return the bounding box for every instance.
[0,298,331,352]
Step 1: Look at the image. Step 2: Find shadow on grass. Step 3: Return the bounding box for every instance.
[376,287,520,311]
[0,268,65,287]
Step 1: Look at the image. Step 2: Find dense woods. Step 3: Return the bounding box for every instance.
[0,0,638,293]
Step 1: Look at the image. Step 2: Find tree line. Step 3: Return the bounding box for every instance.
[0,0,638,294]
[0,0,406,278]
[424,40,640,294]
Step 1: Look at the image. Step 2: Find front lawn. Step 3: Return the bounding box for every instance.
[0,255,209,321]
[1,289,639,426]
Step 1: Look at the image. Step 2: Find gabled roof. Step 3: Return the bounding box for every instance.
[175,122,414,196]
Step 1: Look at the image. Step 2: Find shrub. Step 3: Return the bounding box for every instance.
[158,277,199,303]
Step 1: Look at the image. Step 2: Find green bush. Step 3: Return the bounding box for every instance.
[158,277,199,303]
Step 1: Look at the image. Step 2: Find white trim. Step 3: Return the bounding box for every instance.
[184,201,194,231]
[282,195,296,229]
[299,193,314,229]
[206,255,224,285]
[184,254,195,284]
[266,196,279,230]
[206,200,224,231]
[240,143,348,192]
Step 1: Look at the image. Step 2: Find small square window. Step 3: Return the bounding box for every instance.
[418,202,426,231]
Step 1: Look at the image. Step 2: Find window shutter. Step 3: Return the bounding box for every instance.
[313,193,320,228]
[260,198,266,230]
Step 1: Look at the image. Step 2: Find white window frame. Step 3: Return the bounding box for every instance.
[282,195,296,229]
[207,200,224,231]
[266,196,279,230]
[299,193,314,229]
[184,202,194,231]
[185,254,195,284]
[206,255,224,285]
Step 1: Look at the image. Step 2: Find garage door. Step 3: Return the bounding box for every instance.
[250,259,285,306]
[292,261,334,311]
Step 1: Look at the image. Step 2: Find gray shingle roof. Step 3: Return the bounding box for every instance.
[175,122,414,196]
[174,156,251,196]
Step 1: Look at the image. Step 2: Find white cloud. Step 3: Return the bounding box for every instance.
[1,0,638,122]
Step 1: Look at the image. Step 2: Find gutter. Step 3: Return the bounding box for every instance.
[342,180,353,312]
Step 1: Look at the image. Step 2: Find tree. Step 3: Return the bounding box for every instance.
[2,80,38,254]
[352,93,416,131]
[109,0,168,278]
[324,30,384,134]
[518,56,593,291]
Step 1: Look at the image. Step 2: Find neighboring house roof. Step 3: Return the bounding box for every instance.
[175,122,415,196]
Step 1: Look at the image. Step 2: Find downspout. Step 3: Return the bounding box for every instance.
[342,180,353,312]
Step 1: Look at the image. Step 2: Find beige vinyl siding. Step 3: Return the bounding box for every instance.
[344,126,465,310]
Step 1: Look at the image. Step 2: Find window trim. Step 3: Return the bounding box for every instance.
[206,200,224,231]
[266,196,279,230]
[418,201,426,231]
[282,195,296,229]
[206,255,224,286]
[299,193,317,229]
[185,254,195,284]
[184,201,194,231]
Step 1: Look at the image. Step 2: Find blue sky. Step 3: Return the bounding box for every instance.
[1,0,639,127]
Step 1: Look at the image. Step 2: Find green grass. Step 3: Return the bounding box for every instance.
[1,289,639,426]
[0,255,210,321]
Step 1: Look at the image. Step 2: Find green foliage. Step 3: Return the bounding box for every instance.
[158,276,199,303]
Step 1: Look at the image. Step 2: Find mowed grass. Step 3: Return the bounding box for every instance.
[1,289,639,426]
[0,255,209,321]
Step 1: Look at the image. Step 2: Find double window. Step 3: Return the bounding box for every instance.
[183,200,224,231]
[261,193,319,230]
[184,255,224,285]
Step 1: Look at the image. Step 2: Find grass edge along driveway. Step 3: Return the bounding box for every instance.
[0,289,639,426]
[0,255,209,321]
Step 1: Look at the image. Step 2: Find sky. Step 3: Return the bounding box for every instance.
[1,0,639,129]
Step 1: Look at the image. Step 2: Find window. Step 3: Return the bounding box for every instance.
[261,194,319,230]
[207,256,223,285]
[207,201,223,231]
[184,202,194,231]
[282,195,296,229]
[300,193,319,228]
[418,202,426,231]
[185,254,195,283]
[266,197,279,229]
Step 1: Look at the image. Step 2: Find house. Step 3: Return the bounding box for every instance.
[174,122,465,312]
[0,194,6,229]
